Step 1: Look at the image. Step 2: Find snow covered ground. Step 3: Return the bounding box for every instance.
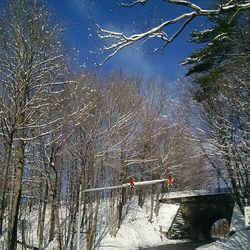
[95,200,250,250]
[1,197,249,249]
[0,197,181,250]
[98,200,181,250]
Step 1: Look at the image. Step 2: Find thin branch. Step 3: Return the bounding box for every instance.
[167,0,202,13]
[120,0,148,7]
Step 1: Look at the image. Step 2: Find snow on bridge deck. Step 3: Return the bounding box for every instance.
[162,188,231,200]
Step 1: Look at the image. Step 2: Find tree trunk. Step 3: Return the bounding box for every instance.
[7,139,25,250]
[86,198,100,250]
[65,188,75,247]
[154,189,160,217]
[54,170,62,250]
[0,141,12,235]
[49,192,56,243]
[117,187,126,230]
[38,184,48,250]
[54,205,62,250]
[149,193,154,223]
[48,157,62,250]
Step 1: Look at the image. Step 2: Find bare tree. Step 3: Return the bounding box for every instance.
[194,58,250,212]
[0,0,68,248]
[59,73,103,250]
[100,73,145,232]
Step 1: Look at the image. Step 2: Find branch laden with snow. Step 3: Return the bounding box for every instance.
[97,0,250,64]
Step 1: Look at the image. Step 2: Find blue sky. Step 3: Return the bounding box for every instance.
[46,0,208,84]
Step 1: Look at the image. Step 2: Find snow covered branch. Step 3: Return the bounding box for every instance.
[120,0,147,7]
[98,1,250,64]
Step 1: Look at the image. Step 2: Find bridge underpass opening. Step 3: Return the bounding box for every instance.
[210,218,230,239]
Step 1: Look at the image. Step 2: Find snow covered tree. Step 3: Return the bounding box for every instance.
[0,0,68,248]
[184,8,250,212]
[64,74,103,250]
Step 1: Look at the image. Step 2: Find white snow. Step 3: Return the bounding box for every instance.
[162,189,230,199]
[1,196,250,250]
[0,197,181,250]
[98,200,180,250]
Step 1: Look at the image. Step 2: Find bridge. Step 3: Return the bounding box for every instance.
[160,189,234,240]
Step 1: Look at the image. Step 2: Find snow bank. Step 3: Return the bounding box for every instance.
[0,197,180,250]
[98,199,179,250]
[3,198,249,250]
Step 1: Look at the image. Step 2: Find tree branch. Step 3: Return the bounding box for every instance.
[120,0,148,7]
[98,1,250,64]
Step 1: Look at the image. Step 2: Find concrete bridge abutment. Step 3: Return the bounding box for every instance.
[166,193,235,240]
